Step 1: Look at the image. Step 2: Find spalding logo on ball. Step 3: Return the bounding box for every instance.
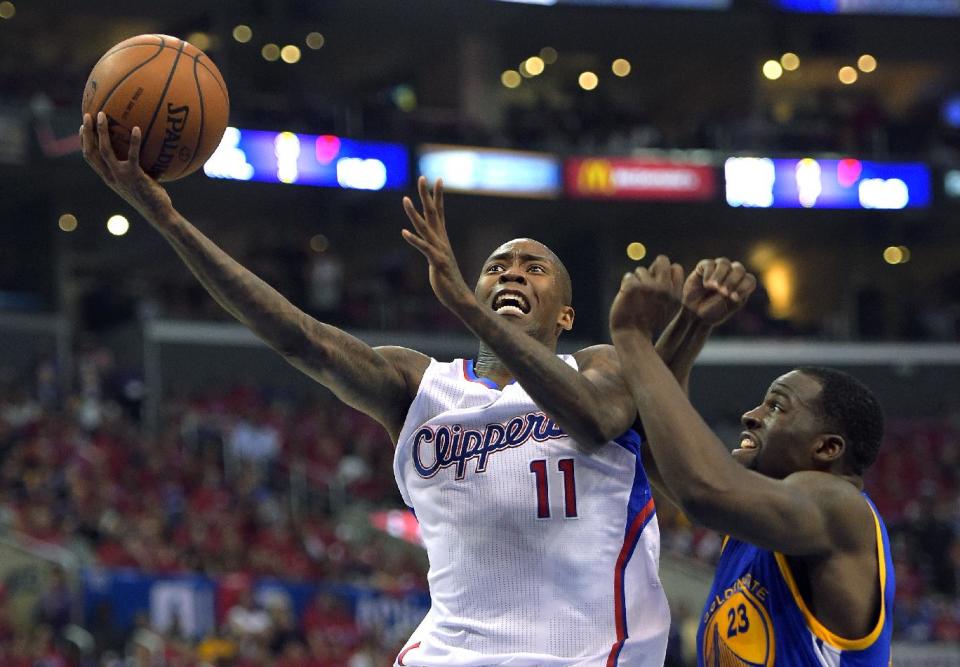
[81,34,230,182]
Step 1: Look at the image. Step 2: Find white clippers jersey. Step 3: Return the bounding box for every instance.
[392,356,669,667]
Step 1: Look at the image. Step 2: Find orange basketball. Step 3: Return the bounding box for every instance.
[81,34,230,182]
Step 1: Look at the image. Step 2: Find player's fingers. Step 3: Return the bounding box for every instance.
[718,261,746,301]
[725,261,746,285]
[402,196,429,235]
[434,178,445,225]
[417,176,437,219]
[127,126,142,165]
[649,254,671,281]
[80,117,113,182]
[95,112,116,165]
[632,266,653,285]
[695,258,715,281]
[733,272,758,304]
[401,228,431,258]
[703,257,732,294]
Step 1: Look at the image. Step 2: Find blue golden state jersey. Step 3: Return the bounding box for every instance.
[697,493,894,666]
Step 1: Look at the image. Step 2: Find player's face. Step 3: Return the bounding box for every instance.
[735,371,827,478]
[475,239,573,340]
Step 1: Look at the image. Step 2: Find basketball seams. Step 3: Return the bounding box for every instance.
[92,43,165,117]
[93,40,163,70]
[178,55,207,179]
[140,38,188,176]
[195,58,228,100]
[88,34,228,181]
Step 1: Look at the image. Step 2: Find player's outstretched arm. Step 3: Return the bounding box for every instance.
[401,176,637,448]
[645,258,755,506]
[81,113,427,440]
[610,261,863,556]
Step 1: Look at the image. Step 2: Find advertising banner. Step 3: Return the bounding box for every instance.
[566,157,716,201]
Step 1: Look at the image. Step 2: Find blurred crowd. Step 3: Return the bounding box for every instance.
[0,348,423,666]
[0,345,959,665]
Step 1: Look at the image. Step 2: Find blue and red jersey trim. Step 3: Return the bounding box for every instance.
[607,430,656,666]
[462,359,515,390]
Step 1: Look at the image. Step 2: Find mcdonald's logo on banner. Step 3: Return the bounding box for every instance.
[565,157,717,201]
[575,159,616,195]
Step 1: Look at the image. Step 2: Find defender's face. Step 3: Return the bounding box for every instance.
[736,371,827,478]
[475,239,570,339]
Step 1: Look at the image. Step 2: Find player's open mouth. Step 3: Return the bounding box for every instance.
[737,432,760,450]
[492,290,531,316]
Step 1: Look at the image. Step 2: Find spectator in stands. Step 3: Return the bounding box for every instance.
[226,588,273,656]
[34,566,72,638]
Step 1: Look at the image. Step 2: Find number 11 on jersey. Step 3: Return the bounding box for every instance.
[529,458,578,519]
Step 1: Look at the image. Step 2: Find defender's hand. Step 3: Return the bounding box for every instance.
[402,176,475,312]
[80,112,174,224]
[609,255,684,339]
[682,258,757,326]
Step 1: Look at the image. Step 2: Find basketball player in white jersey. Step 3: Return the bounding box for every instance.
[81,114,748,666]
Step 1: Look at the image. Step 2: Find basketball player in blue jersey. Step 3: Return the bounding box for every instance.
[80,112,749,665]
[609,259,894,666]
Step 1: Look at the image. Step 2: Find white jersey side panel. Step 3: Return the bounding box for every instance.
[392,357,669,667]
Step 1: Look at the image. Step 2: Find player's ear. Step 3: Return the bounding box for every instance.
[557,305,574,332]
[812,434,845,464]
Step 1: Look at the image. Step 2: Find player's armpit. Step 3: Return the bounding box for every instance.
[572,344,642,444]
[687,470,872,557]
[283,328,429,442]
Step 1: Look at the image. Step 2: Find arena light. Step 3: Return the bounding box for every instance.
[858,54,877,73]
[882,246,907,265]
[185,32,211,51]
[309,234,329,253]
[540,47,558,64]
[58,214,78,232]
[626,242,647,261]
[280,45,301,64]
[780,52,800,71]
[525,56,545,76]
[501,70,522,88]
[838,66,858,84]
[232,25,252,43]
[0,2,14,19]
[762,60,783,80]
[578,71,599,91]
[107,215,129,236]
[305,32,325,49]
[763,261,795,318]
[612,58,631,77]
[261,43,280,62]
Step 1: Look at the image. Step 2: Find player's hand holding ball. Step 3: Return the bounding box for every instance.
[81,113,175,224]
[610,255,685,339]
[79,34,230,224]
